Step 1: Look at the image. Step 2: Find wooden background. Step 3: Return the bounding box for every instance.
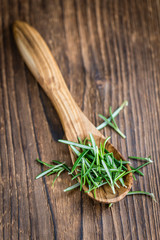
[0,0,160,239]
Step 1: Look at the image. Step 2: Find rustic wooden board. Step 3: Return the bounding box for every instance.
[0,0,160,239]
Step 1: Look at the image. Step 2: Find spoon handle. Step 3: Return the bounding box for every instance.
[13,21,90,141]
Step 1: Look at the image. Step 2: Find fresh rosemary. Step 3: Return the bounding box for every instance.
[97,100,128,138]
[127,191,157,202]
[36,135,155,203]
[128,156,153,163]
[36,100,156,205]
[58,134,130,197]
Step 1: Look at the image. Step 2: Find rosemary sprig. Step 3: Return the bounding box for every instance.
[128,156,153,163]
[97,101,128,138]
[36,159,74,187]
[36,161,66,179]
[127,191,157,202]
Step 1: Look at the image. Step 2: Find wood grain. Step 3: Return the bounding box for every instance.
[0,0,160,239]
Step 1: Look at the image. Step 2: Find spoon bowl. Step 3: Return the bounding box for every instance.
[13,21,133,203]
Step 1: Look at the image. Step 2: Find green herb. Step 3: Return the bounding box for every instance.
[36,136,155,202]
[130,166,144,176]
[97,101,128,138]
[58,134,131,195]
[128,156,153,163]
[35,158,74,187]
[37,134,132,195]
[36,133,155,204]
[64,182,80,192]
[58,139,93,150]
[35,94,156,206]
[108,155,156,207]
[108,190,156,208]
[35,87,157,207]
[127,191,157,202]
[36,161,66,180]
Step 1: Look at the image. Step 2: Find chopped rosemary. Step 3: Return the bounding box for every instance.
[36,134,130,195]
[35,100,156,205]
[97,101,128,138]
[36,138,156,204]
[58,134,130,195]
[37,133,155,199]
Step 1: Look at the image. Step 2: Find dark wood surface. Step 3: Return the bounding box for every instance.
[0,0,160,239]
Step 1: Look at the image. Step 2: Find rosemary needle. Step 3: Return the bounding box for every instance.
[109,106,126,138]
[58,139,93,150]
[64,182,80,192]
[128,156,153,163]
[127,191,157,202]
[36,162,66,179]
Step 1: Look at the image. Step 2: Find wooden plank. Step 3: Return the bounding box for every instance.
[0,0,160,239]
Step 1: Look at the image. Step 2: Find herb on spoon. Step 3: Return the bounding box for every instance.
[36,134,155,202]
[58,134,130,197]
[36,147,156,202]
[36,134,130,198]
[36,100,156,204]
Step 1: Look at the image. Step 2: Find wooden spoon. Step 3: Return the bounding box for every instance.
[13,21,132,203]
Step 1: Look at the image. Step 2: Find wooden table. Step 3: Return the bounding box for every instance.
[0,0,159,239]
